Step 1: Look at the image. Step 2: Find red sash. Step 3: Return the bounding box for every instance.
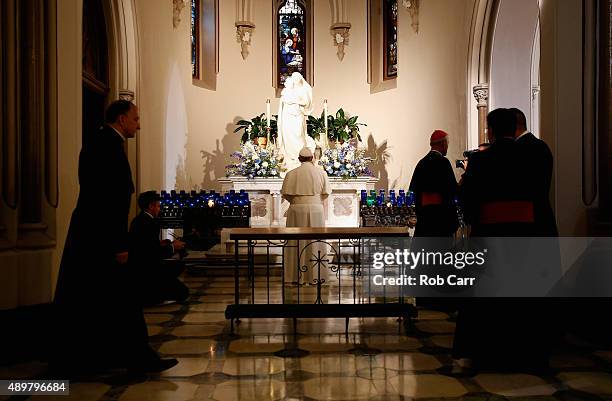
[421,192,443,206]
[480,201,535,224]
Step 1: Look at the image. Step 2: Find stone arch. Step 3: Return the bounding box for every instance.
[467,0,541,146]
[103,0,141,210]
[104,0,140,102]
[488,0,540,132]
[466,0,497,148]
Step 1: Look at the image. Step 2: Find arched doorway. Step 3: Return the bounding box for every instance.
[81,0,140,215]
[467,0,541,145]
[82,0,110,146]
[488,0,540,134]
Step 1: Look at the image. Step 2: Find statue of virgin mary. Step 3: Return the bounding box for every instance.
[277,72,316,173]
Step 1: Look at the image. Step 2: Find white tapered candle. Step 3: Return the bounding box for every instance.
[324,99,328,134]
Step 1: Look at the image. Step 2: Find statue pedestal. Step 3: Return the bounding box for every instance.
[218,176,378,227]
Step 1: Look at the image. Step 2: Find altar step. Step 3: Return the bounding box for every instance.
[184,240,283,276]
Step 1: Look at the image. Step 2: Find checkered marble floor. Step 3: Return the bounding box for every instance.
[2,274,612,401]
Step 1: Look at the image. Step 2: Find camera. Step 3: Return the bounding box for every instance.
[455,143,490,169]
[463,149,480,158]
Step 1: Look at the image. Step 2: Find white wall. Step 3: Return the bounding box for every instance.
[136,0,476,192]
[489,0,539,126]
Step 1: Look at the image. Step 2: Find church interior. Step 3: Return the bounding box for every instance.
[1,0,612,400]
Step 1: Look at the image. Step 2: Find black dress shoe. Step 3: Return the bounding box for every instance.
[128,358,178,373]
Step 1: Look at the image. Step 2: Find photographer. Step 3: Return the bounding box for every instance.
[456,143,489,172]
[459,109,536,236]
[129,191,189,305]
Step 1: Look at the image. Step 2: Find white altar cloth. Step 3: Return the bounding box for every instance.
[218,176,378,227]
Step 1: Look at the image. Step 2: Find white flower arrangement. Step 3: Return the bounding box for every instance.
[319,142,373,179]
[226,142,282,179]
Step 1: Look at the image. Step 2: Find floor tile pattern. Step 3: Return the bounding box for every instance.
[2,273,611,401]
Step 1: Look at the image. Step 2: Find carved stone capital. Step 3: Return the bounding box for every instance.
[119,90,135,101]
[173,0,187,29]
[235,22,255,60]
[402,0,420,33]
[331,23,351,61]
[473,84,489,107]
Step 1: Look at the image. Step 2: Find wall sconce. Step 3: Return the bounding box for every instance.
[236,23,255,60]
[402,0,420,33]
[331,23,351,61]
[119,90,135,102]
[236,0,255,60]
[330,0,351,61]
[173,0,187,29]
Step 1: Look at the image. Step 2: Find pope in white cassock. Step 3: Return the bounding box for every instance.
[281,147,331,285]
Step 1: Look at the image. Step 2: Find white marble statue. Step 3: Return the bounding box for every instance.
[277,72,316,173]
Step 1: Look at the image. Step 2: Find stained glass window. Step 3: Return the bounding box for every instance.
[191,0,200,79]
[383,0,398,79]
[278,0,306,87]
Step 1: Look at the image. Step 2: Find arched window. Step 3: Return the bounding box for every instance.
[368,0,397,92]
[275,0,313,89]
[383,0,398,79]
[191,0,200,79]
[82,0,110,146]
[191,0,219,90]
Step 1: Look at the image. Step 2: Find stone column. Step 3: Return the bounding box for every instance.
[2,0,19,210]
[271,191,282,227]
[472,84,489,145]
[598,0,612,220]
[17,0,55,248]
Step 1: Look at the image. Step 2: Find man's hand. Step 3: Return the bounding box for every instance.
[115,251,129,264]
[172,239,186,251]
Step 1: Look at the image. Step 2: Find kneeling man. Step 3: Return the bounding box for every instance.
[129,191,189,305]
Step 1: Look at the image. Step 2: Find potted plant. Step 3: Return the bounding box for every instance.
[327,108,366,144]
[234,113,278,147]
[306,112,327,141]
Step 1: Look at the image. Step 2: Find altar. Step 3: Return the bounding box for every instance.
[218,176,378,227]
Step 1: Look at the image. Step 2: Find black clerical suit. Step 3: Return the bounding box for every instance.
[54,125,152,369]
[129,211,188,305]
[460,137,539,236]
[515,132,558,236]
[454,137,555,371]
[409,150,459,237]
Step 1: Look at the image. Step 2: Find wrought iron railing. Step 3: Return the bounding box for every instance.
[225,228,417,337]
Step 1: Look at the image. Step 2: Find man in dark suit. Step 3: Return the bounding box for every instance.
[129,191,188,305]
[409,130,459,237]
[454,108,553,372]
[510,108,558,236]
[54,100,177,374]
[460,109,539,237]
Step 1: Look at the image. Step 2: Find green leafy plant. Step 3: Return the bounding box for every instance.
[306,112,327,140]
[327,108,367,142]
[234,114,278,143]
